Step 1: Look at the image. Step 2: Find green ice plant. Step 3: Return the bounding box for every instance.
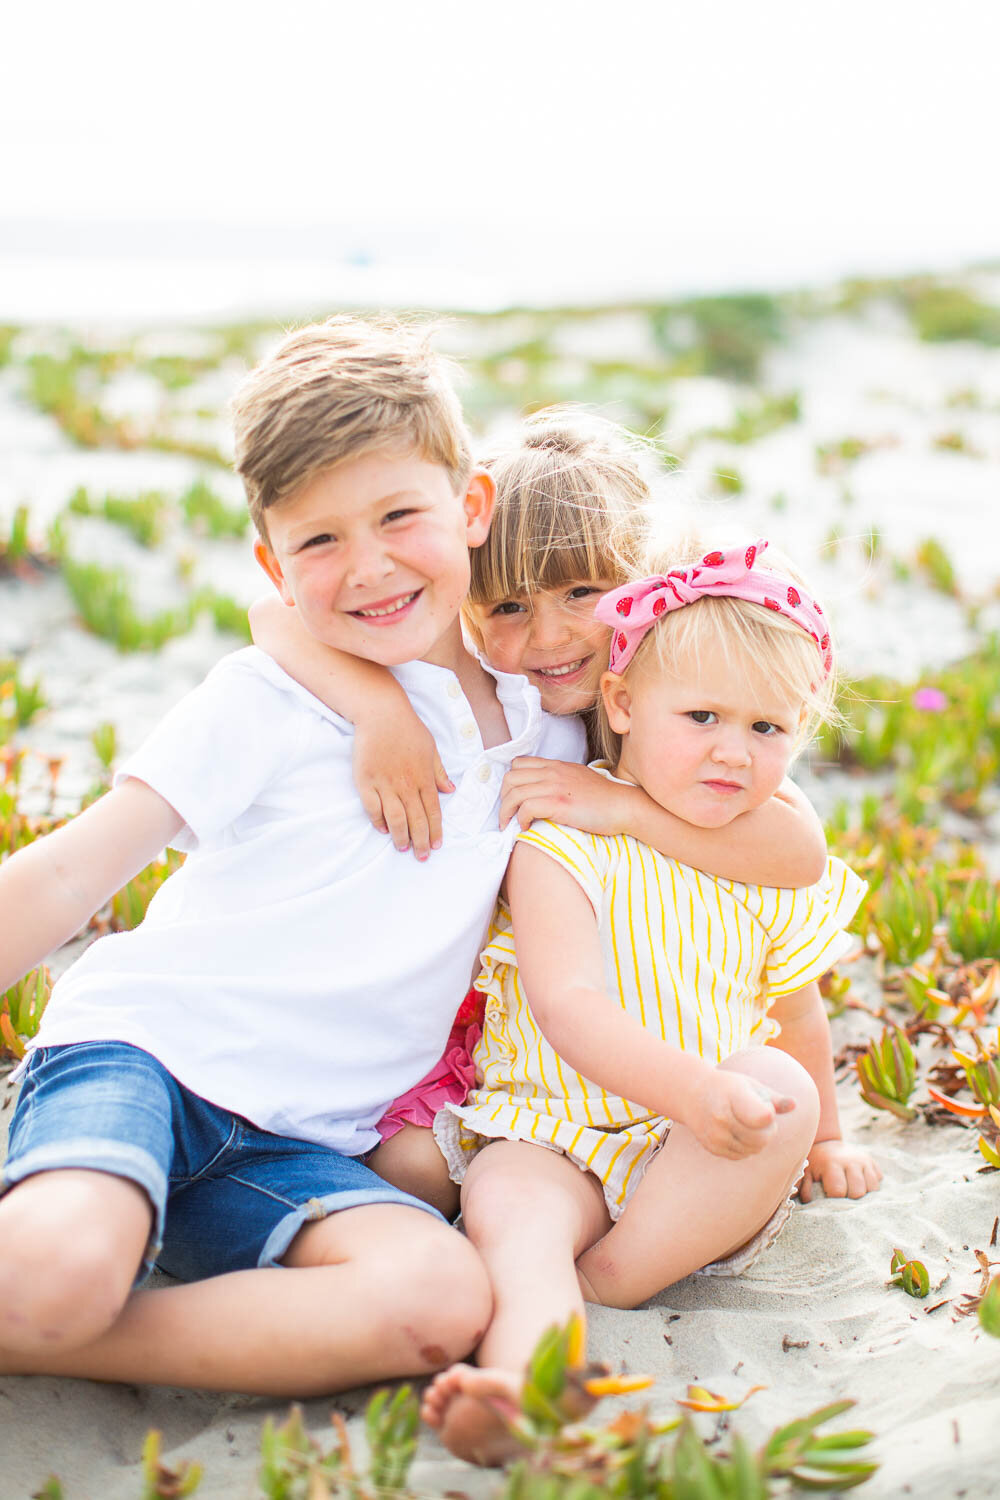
[869,870,938,966]
[979,1276,1000,1337]
[67,485,168,548]
[180,477,249,539]
[888,1249,929,1299]
[0,966,52,1060]
[856,1027,917,1120]
[945,879,1000,962]
[914,536,959,597]
[140,1429,203,1498]
[109,851,185,931]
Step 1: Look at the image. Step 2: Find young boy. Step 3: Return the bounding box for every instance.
[0,317,584,1396]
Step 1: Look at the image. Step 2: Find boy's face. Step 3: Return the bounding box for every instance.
[255,449,494,670]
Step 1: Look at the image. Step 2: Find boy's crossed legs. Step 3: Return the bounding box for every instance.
[424,1045,819,1464]
[0,1044,491,1395]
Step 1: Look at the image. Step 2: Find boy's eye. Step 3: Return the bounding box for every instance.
[384,508,415,523]
[300,533,333,550]
[688,710,717,725]
[491,601,527,617]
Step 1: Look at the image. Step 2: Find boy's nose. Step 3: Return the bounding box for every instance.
[345,536,394,589]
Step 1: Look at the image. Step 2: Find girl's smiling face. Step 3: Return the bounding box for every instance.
[467,580,616,715]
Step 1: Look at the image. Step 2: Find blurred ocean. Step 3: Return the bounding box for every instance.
[4,218,996,323]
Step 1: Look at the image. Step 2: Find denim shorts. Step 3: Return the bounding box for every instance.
[1,1041,444,1283]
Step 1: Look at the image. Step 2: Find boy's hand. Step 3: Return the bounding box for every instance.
[500,758,637,833]
[798,1139,882,1202]
[679,1065,797,1160]
[353,719,453,861]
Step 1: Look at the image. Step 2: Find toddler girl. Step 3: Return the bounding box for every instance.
[422,533,880,1464]
[248,415,828,1215]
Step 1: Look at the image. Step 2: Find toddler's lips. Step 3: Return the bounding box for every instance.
[349,589,421,624]
[702,779,745,794]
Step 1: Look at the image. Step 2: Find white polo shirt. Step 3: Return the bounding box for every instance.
[34,647,585,1156]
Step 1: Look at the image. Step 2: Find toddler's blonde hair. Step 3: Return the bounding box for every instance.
[232,315,472,546]
[597,528,840,764]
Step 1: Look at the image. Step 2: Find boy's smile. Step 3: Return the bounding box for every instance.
[255,450,494,672]
[602,648,803,829]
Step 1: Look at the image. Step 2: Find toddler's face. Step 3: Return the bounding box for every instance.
[467,580,615,715]
[604,646,803,827]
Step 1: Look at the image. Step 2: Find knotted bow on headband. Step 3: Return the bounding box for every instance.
[594,539,832,676]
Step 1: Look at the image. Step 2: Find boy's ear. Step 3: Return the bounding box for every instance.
[253,538,295,606]
[462,468,496,548]
[600,671,632,734]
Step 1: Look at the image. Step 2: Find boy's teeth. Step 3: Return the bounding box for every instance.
[538,659,585,678]
[355,592,417,618]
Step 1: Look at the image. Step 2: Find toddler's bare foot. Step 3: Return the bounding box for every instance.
[421,1362,524,1466]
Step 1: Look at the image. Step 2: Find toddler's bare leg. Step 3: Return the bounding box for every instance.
[0,1171,491,1395]
[577,1047,820,1310]
[368,1123,459,1218]
[422,1140,610,1465]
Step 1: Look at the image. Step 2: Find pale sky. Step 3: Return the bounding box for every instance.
[5,0,999,301]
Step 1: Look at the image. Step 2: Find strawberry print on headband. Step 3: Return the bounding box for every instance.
[595,539,832,675]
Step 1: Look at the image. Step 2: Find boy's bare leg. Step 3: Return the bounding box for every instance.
[577,1047,820,1309]
[422,1141,610,1465]
[368,1123,459,1219]
[0,1169,491,1395]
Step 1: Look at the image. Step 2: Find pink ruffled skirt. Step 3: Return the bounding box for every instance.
[376,989,483,1141]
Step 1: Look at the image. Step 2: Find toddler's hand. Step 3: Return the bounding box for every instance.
[798,1139,882,1202]
[682,1067,796,1160]
[353,719,453,861]
[500,758,634,833]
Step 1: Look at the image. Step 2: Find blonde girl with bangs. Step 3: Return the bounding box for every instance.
[420,530,880,1465]
[248,415,830,1219]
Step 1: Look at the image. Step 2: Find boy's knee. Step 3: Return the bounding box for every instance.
[0,1175,147,1353]
[374,1224,492,1367]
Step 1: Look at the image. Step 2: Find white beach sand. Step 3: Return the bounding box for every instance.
[1,290,999,1497]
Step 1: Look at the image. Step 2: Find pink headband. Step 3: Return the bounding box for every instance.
[594,539,832,676]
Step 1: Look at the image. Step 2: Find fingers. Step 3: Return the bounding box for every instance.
[730,1081,780,1132]
[379,793,412,854]
[422,786,444,856]
[433,756,455,795]
[360,788,388,836]
[797,1169,814,1204]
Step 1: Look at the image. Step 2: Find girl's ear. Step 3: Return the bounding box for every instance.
[600,671,632,734]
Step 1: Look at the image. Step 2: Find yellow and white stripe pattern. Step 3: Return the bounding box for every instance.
[436,822,865,1220]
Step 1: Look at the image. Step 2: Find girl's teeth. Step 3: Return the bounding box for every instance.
[355,592,417,618]
[538,659,585,678]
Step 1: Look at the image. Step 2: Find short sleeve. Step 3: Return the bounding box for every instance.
[515,820,611,919]
[114,650,305,849]
[761,857,866,999]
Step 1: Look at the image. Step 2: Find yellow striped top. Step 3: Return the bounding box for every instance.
[435,819,865,1219]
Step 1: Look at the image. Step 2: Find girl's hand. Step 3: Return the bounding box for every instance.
[499,757,637,833]
[681,1066,797,1160]
[353,717,453,860]
[798,1139,882,1202]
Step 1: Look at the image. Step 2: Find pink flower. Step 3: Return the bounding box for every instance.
[912,686,948,712]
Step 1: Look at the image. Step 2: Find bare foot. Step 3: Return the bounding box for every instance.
[421,1362,524,1466]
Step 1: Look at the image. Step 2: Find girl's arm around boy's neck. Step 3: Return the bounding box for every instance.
[500,760,826,888]
[0,779,184,994]
[248,593,452,860]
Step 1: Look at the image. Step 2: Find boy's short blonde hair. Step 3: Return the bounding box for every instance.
[467,409,652,611]
[597,531,840,764]
[232,315,473,544]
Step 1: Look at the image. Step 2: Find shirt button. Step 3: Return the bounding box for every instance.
[447,680,462,699]
[476,763,491,783]
[460,722,477,740]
